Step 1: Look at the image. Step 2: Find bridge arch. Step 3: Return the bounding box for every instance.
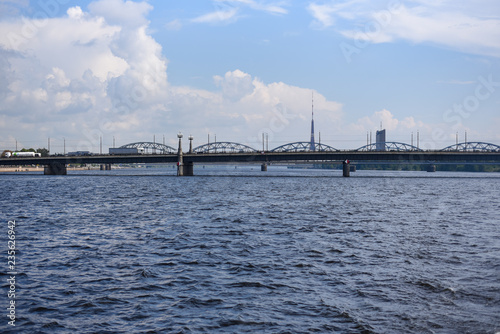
[440,142,500,152]
[271,142,339,152]
[355,142,422,152]
[119,142,176,154]
[193,142,257,153]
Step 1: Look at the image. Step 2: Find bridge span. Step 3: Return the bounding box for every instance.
[1,150,500,176]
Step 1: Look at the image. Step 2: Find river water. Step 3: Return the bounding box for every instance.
[1,167,499,333]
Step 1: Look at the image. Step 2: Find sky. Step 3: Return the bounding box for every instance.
[0,0,499,153]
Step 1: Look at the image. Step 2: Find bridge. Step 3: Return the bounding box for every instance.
[1,139,499,176]
[119,142,176,154]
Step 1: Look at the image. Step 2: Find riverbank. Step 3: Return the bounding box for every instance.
[0,166,99,172]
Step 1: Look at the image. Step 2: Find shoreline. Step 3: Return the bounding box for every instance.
[0,166,98,172]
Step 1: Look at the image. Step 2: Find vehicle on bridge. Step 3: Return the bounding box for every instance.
[109,147,145,155]
[5,152,41,158]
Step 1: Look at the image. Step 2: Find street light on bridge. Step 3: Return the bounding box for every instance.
[188,135,194,154]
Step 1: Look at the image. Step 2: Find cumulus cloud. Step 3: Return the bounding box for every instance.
[214,70,254,102]
[0,0,343,152]
[308,0,500,58]
[88,0,153,27]
[344,108,472,150]
[0,1,168,151]
[353,109,426,132]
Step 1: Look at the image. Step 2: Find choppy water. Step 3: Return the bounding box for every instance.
[1,167,500,333]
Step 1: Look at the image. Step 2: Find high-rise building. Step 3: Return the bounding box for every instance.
[376,129,386,151]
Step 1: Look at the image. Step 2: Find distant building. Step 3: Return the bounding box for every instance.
[376,129,386,151]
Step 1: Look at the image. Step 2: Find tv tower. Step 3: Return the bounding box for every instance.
[310,91,315,151]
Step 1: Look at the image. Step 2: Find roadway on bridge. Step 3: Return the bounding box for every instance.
[1,150,500,167]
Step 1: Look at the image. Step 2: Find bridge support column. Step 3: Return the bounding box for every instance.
[177,162,183,176]
[44,163,67,175]
[100,164,112,170]
[261,163,268,172]
[342,159,350,177]
[427,164,436,172]
[183,161,194,176]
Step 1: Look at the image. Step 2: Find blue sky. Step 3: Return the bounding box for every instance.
[0,0,499,152]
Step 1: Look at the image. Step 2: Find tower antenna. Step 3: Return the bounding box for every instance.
[310,91,315,151]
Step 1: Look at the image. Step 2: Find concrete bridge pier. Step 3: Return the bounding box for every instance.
[44,163,67,175]
[342,159,350,177]
[427,164,436,172]
[261,163,268,172]
[176,132,195,176]
[100,164,111,170]
[183,161,194,176]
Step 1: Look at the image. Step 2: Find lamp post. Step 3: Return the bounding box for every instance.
[177,132,183,176]
[188,135,194,154]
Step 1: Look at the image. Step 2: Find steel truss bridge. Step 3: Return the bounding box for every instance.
[193,142,256,154]
[119,142,176,154]
[440,142,500,152]
[355,142,422,152]
[111,140,500,154]
[1,141,499,175]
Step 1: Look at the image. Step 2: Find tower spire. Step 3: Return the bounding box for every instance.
[310,91,315,151]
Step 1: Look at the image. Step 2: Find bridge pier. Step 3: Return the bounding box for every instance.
[100,164,111,170]
[183,161,194,176]
[427,164,436,172]
[261,163,268,172]
[342,159,350,177]
[44,163,67,175]
[176,133,194,176]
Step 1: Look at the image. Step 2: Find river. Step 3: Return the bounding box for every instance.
[1,167,499,333]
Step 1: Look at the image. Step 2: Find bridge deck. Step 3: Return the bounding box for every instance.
[1,151,500,166]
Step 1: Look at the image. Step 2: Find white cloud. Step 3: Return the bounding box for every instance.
[165,19,182,31]
[307,0,364,29]
[223,0,288,15]
[88,0,153,27]
[308,0,500,58]
[0,7,128,81]
[0,0,343,152]
[344,108,475,150]
[191,8,239,24]
[307,3,336,28]
[0,1,169,150]
[352,109,430,133]
[214,69,254,101]
[67,6,84,20]
[192,0,288,25]
[0,0,29,18]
